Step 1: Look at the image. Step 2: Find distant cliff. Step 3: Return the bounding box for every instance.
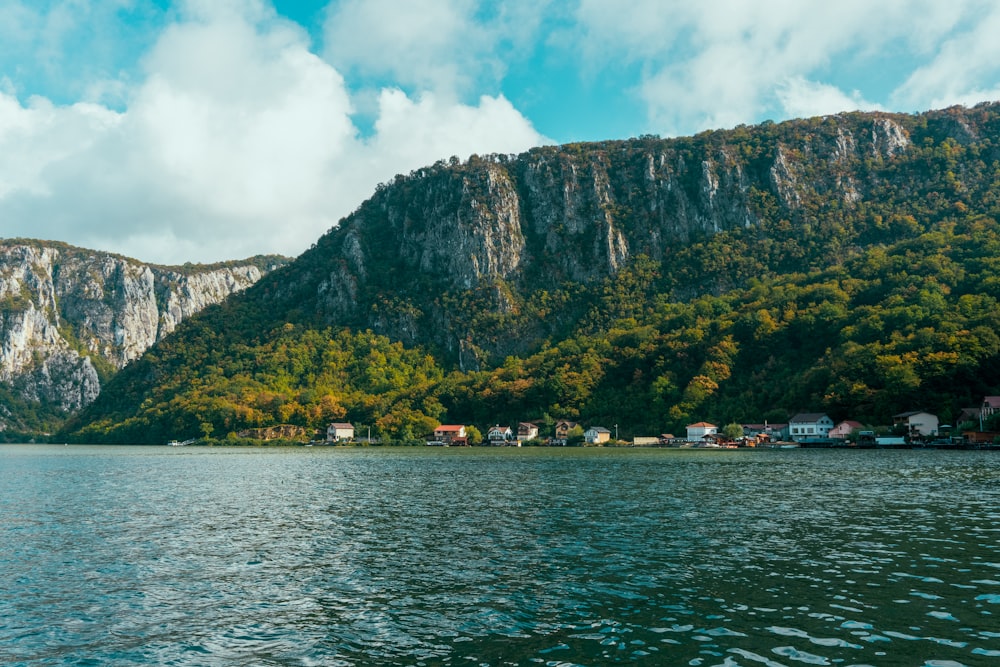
[0,240,286,433]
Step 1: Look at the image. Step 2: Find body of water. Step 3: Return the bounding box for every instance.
[1,445,999,666]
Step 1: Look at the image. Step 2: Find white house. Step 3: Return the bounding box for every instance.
[686,422,718,441]
[584,426,611,444]
[326,422,355,442]
[893,411,939,437]
[517,422,539,442]
[789,413,834,441]
[487,425,514,445]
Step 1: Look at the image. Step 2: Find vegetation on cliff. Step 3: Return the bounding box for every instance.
[63,103,1000,443]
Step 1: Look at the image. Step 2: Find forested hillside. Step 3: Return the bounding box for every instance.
[66,103,1000,443]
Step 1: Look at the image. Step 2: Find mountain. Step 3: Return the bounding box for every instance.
[66,103,1000,443]
[0,240,287,437]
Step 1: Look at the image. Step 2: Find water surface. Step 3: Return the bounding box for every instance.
[1,446,998,666]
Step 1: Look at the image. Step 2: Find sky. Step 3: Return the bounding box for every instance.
[1,0,999,265]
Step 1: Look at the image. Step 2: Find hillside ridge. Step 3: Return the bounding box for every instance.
[60,103,1000,442]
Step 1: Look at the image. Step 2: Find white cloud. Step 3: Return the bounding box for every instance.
[571,0,998,135]
[368,89,546,168]
[776,77,882,120]
[0,93,122,199]
[892,6,1000,111]
[324,0,479,95]
[0,0,547,264]
[322,0,549,99]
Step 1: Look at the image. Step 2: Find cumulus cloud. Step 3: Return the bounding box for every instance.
[5,0,1000,265]
[775,77,882,120]
[0,0,547,264]
[892,6,1000,110]
[369,89,542,167]
[322,0,548,98]
[571,0,999,135]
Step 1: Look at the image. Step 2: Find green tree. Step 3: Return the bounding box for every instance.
[722,423,743,441]
[465,424,483,445]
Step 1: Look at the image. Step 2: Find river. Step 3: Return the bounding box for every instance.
[1,445,998,665]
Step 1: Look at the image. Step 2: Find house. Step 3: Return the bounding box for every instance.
[686,422,718,441]
[585,426,612,444]
[742,422,787,443]
[552,420,578,445]
[789,413,834,441]
[829,420,865,440]
[434,424,466,446]
[893,411,939,437]
[768,423,790,440]
[326,422,355,442]
[487,425,515,445]
[517,422,539,443]
[958,406,983,427]
[982,396,1000,420]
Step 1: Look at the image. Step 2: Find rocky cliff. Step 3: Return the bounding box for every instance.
[0,241,285,432]
[294,107,932,365]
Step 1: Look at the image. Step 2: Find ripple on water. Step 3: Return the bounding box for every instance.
[1,446,999,665]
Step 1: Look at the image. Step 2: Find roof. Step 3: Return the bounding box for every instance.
[435,425,465,432]
[959,407,982,420]
[984,396,1000,408]
[687,422,717,428]
[893,410,935,418]
[789,413,830,423]
[489,425,511,431]
[587,426,611,433]
[329,422,354,429]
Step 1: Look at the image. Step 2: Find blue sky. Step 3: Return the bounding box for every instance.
[1,0,999,264]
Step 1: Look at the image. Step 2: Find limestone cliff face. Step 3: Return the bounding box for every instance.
[302,110,920,364]
[0,242,284,428]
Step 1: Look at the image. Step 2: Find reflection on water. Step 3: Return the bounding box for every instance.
[1,446,998,666]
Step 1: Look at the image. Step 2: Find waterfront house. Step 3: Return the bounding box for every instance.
[958,406,983,428]
[742,422,787,443]
[434,424,467,446]
[789,413,834,441]
[326,422,355,443]
[686,422,718,441]
[584,426,612,445]
[517,422,539,443]
[488,425,515,445]
[829,420,865,440]
[893,411,939,437]
[982,396,1000,419]
[552,420,578,445]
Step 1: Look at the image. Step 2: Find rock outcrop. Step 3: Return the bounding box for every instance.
[299,110,924,362]
[0,241,285,430]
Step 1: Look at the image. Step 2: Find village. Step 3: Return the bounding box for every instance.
[314,395,1000,449]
